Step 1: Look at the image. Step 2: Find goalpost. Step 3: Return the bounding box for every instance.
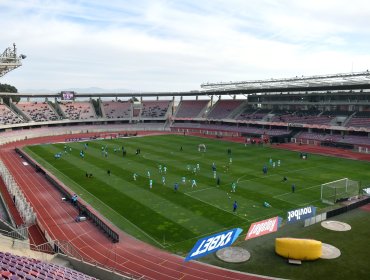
[321,178,360,205]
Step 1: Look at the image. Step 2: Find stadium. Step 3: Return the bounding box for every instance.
[1,40,370,280]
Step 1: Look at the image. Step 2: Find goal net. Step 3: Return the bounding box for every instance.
[321,178,360,205]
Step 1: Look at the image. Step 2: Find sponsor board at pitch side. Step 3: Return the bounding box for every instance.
[245,216,282,240]
[185,228,243,262]
[287,205,316,224]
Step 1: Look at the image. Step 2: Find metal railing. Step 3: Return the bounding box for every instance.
[0,159,36,226]
[0,226,28,240]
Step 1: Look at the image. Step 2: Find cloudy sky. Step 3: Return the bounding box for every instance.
[1,0,370,93]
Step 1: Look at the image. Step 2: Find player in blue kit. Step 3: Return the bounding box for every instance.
[233,201,238,212]
[263,165,268,175]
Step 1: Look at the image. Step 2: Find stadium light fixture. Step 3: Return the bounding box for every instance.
[0,43,26,77]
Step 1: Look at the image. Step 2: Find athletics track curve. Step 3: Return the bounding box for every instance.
[0,132,272,280]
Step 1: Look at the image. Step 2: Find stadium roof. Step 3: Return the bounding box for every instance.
[201,71,370,92]
[1,71,370,98]
[0,90,206,98]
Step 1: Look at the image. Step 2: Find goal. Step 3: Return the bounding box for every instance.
[321,178,360,205]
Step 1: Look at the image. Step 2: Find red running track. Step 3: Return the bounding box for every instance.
[0,133,271,280]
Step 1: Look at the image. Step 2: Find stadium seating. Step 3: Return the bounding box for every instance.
[0,251,97,280]
[3,97,370,132]
[2,97,370,150]
[0,104,24,125]
[321,110,350,117]
[206,100,244,119]
[175,100,209,118]
[345,112,370,128]
[141,101,171,118]
[338,135,370,145]
[59,102,97,120]
[15,102,60,122]
[268,110,338,125]
[235,108,271,121]
[102,101,131,119]
[132,108,141,117]
[346,117,370,128]
[270,110,296,122]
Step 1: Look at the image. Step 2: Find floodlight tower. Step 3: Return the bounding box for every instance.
[0,43,26,77]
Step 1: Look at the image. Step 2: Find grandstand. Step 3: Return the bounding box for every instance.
[206,99,245,119]
[235,108,270,121]
[58,101,97,120]
[0,72,369,149]
[175,99,209,118]
[0,104,24,125]
[346,111,370,128]
[1,70,370,279]
[14,101,60,122]
[141,100,172,119]
[0,72,369,145]
[101,100,132,119]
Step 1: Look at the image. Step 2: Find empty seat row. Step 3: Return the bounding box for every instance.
[0,251,97,280]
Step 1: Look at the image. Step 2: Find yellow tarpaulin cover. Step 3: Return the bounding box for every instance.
[275,238,322,260]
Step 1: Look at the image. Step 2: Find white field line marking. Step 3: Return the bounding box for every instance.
[142,152,203,162]
[184,193,249,221]
[236,165,324,184]
[185,186,215,194]
[247,211,285,223]
[298,199,322,206]
[273,183,322,198]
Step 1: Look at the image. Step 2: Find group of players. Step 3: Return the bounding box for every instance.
[133,162,204,190]
[125,146,239,196]
[128,147,243,214]
[56,142,297,212]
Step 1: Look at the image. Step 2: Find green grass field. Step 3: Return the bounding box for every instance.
[23,135,370,258]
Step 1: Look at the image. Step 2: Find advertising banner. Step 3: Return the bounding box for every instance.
[245,216,282,240]
[185,228,243,262]
[287,206,316,224]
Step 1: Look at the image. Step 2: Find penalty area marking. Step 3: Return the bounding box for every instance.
[184,193,250,221]
[273,183,322,198]
[236,165,325,185]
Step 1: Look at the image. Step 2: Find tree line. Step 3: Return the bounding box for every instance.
[0,83,20,105]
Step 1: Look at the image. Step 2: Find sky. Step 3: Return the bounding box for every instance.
[1,0,370,93]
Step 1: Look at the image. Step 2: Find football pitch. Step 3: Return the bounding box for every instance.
[23,135,370,254]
